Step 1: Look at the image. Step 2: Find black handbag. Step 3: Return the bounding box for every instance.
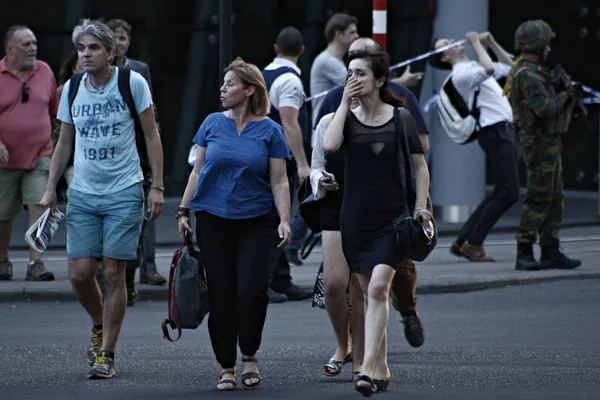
[298,179,323,234]
[392,107,437,262]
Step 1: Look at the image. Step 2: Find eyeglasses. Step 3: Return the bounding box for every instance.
[22,81,30,103]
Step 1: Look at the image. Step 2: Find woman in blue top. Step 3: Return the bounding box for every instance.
[177,58,292,392]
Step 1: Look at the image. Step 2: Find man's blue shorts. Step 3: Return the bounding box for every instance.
[66,182,144,260]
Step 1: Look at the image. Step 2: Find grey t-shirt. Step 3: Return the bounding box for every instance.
[309,50,347,127]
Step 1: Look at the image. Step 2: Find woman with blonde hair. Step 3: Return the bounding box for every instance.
[177,58,292,391]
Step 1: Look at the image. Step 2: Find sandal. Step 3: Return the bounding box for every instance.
[323,351,352,377]
[241,356,261,390]
[354,374,376,397]
[373,369,391,393]
[351,371,361,383]
[216,369,236,391]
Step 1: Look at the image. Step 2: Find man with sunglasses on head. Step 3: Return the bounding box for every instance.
[0,25,58,282]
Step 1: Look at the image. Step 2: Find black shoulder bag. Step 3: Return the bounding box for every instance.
[392,107,437,262]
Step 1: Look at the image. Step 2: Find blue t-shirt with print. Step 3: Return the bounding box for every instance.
[57,68,152,194]
[189,113,291,219]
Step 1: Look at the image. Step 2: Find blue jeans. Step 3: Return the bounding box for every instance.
[66,182,144,260]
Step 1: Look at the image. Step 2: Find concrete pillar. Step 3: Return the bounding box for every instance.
[419,0,488,222]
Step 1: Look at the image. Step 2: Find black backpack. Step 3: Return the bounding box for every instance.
[68,68,151,180]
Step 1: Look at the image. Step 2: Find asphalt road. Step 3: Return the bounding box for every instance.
[0,280,599,400]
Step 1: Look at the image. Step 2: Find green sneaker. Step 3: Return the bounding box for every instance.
[87,326,103,366]
[25,260,54,281]
[88,350,115,379]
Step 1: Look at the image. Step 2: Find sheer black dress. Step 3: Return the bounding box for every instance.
[340,109,424,274]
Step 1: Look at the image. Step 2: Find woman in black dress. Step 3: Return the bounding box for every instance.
[323,51,431,397]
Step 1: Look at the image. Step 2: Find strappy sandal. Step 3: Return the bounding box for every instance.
[241,356,261,390]
[373,369,391,393]
[216,369,236,391]
[351,371,361,383]
[323,351,352,376]
[354,375,376,397]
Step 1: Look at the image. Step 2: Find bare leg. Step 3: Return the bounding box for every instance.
[70,258,103,325]
[101,257,127,352]
[373,331,390,380]
[0,219,13,260]
[349,273,365,373]
[27,204,45,262]
[356,264,395,380]
[322,231,352,361]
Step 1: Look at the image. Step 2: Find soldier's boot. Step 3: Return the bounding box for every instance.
[515,243,541,271]
[540,243,582,270]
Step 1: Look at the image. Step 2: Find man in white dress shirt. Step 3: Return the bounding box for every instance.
[430,32,520,262]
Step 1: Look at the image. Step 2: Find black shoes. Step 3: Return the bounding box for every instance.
[516,242,582,271]
[402,313,425,348]
[267,288,288,303]
[277,284,312,301]
[268,285,312,303]
[540,249,582,270]
[127,287,139,306]
[515,243,541,271]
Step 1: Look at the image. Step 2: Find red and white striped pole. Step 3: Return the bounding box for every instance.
[372,0,387,51]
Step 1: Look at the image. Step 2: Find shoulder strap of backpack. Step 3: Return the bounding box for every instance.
[68,73,84,121]
[471,88,481,129]
[117,68,153,179]
[117,68,138,119]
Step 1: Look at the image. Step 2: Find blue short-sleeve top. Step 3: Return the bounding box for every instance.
[189,112,291,219]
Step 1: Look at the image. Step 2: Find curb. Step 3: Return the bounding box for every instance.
[2,273,598,303]
[416,273,600,294]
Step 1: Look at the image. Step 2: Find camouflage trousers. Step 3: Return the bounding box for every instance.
[516,135,564,246]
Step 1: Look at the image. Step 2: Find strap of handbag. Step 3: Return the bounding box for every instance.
[161,234,194,342]
[394,107,416,214]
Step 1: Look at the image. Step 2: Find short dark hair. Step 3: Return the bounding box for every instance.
[276,26,303,56]
[106,19,132,35]
[324,13,357,43]
[428,37,452,70]
[4,25,30,50]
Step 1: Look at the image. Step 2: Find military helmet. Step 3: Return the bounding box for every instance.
[514,20,555,52]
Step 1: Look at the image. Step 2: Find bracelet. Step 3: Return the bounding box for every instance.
[150,185,165,193]
[175,206,191,219]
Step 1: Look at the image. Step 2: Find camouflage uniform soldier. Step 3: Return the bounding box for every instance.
[505,20,581,271]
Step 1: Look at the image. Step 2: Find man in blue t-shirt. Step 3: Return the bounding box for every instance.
[40,19,165,380]
[311,37,429,348]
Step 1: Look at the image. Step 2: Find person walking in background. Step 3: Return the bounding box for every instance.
[311,111,365,380]
[40,19,165,379]
[430,31,520,262]
[324,51,431,396]
[0,25,58,282]
[262,26,313,302]
[106,19,167,304]
[313,37,429,351]
[263,27,311,268]
[310,12,359,128]
[505,20,582,271]
[177,58,291,391]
